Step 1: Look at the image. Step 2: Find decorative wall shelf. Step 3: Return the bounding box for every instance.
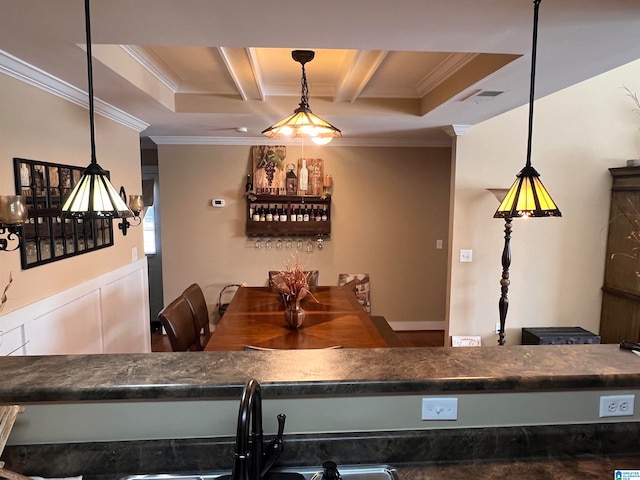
[246,195,331,237]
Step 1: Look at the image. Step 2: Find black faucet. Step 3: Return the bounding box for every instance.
[230,379,286,480]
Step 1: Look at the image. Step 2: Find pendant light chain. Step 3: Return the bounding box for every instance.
[299,63,310,110]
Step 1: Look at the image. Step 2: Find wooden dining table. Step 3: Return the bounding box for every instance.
[205,285,400,350]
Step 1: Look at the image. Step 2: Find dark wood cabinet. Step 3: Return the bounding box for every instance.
[600,166,640,343]
[246,195,331,237]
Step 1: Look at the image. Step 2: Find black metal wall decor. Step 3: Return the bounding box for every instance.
[13,158,114,269]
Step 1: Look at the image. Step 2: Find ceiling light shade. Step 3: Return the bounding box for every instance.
[493,165,561,218]
[61,163,133,219]
[493,0,561,221]
[61,0,133,220]
[262,50,341,141]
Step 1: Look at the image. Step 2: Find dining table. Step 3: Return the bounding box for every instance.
[205,285,401,350]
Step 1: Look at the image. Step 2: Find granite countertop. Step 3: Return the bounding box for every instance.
[2,344,640,402]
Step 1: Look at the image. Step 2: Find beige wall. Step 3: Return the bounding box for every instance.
[0,73,144,317]
[449,58,640,345]
[158,144,451,326]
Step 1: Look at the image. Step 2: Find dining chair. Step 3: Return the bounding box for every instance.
[158,295,201,351]
[268,270,320,287]
[182,283,212,350]
[338,273,371,313]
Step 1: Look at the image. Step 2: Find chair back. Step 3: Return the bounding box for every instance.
[268,270,320,287]
[182,283,211,349]
[158,295,200,351]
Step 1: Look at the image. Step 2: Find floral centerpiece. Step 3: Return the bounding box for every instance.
[273,257,317,328]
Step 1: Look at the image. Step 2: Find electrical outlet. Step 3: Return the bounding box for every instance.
[599,394,635,417]
[459,249,472,262]
[495,322,501,334]
[421,397,458,420]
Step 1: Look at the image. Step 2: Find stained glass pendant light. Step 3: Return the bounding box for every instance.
[262,50,341,144]
[493,0,561,346]
[494,0,561,220]
[61,0,133,220]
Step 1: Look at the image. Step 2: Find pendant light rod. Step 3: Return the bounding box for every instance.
[61,0,133,220]
[525,0,542,169]
[84,0,97,165]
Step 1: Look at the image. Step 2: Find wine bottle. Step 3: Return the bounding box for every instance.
[273,204,279,222]
[296,205,303,222]
[303,205,310,222]
[290,205,297,222]
[298,159,308,194]
[252,205,259,221]
[266,205,273,222]
[310,206,316,222]
[321,205,328,221]
[315,205,322,221]
[259,206,266,222]
[280,205,287,222]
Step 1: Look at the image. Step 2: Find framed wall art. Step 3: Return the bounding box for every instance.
[13,158,114,269]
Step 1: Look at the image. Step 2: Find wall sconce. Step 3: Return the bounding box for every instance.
[118,187,144,236]
[0,195,28,251]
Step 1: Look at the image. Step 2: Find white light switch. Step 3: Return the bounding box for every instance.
[436,239,443,249]
[459,249,472,262]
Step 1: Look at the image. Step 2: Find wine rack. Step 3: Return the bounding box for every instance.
[246,195,331,237]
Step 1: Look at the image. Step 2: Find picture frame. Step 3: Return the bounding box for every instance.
[13,158,114,269]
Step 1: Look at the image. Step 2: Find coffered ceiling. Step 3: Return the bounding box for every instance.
[1,1,640,147]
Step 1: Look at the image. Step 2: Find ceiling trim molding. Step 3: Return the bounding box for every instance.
[0,49,149,132]
[443,124,471,137]
[334,50,388,103]
[416,53,478,97]
[122,45,179,92]
[148,135,451,148]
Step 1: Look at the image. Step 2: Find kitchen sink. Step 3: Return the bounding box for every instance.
[121,464,399,480]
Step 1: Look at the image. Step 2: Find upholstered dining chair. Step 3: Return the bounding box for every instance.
[182,283,212,350]
[268,270,320,287]
[158,295,201,352]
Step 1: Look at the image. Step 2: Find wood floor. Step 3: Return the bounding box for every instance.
[151,330,445,352]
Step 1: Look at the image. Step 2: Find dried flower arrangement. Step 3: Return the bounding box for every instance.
[610,198,640,276]
[624,86,640,116]
[273,256,318,302]
[0,272,13,314]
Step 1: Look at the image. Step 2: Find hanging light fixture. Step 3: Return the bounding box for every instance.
[262,50,341,145]
[61,0,133,220]
[492,0,561,346]
[494,0,561,220]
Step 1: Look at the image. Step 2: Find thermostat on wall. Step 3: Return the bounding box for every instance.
[212,199,225,207]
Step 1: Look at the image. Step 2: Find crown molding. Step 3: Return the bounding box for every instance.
[0,49,149,132]
[443,124,471,137]
[148,135,451,148]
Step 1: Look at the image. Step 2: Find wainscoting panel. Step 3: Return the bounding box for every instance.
[0,259,150,355]
[23,290,103,355]
[101,268,150,353]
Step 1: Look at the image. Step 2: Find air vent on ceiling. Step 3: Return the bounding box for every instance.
[461,90,504,103]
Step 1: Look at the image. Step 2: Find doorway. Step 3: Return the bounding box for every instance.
[142,165,164,331]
